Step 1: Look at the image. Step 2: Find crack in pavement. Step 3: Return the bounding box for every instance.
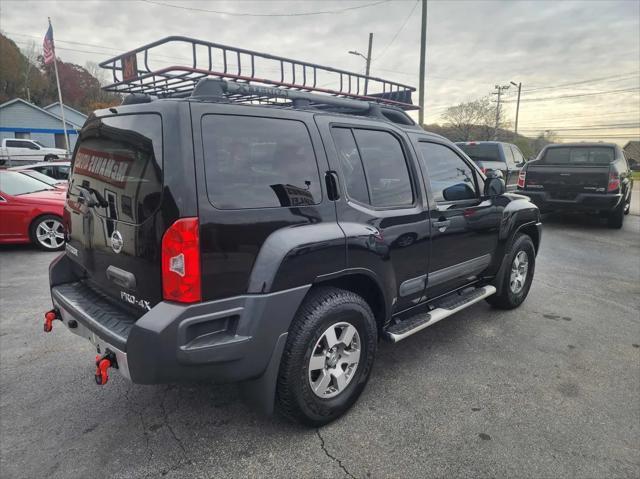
[316,428,357,479]
[160,387,192,464]
[124,386,153,464]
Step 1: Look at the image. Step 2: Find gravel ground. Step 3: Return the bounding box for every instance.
[1,214,639,479]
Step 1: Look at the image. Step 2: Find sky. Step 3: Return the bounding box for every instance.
[1,0,639,144]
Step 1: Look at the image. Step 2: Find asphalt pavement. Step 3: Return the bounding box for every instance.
[1,214,639,478]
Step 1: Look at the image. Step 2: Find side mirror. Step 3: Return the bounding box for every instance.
[484,170,506,197]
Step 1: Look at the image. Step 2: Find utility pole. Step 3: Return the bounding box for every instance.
[418,0,427,126]
[365,33,373,94]
[348,32,373,94]
[492,84,510,140]
[510,81,522,136]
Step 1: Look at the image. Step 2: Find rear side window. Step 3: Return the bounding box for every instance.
[540,147,615,165]
[331,127,413,208]
[418,142,478,202]
[70,114,163,224]
[202,115,321,209]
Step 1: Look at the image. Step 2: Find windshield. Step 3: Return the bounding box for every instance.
[540,146,615,165]
[34,140,47,147]
[0,171,55,195]
[457,143,503,163]
[17,170,60,186]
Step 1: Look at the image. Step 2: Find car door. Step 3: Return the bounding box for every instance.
[412,137,502,298]
[316,116,431,312]
[0,193,27,240]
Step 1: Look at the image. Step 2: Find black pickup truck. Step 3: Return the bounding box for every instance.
[517,143,633,228]
[456,141,527,191]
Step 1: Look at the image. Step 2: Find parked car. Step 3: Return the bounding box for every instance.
[0,170,66,250]
[455,141,526,190]
[0,139,68,165]
[517,142,633,228]
[10,161,71,181]
[11,169,67,190]
[45,40,541,427]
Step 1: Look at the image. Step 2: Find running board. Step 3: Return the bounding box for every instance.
[384,285,497,343]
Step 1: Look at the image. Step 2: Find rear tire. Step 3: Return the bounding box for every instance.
[607,201,625,229]
[487,233,536,310]
[30,215,65,251]
[276,287,377,427]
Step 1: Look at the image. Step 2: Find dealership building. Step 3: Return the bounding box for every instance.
[0,98,87,150]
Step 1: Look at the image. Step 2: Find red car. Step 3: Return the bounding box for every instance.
[0,170,66,250]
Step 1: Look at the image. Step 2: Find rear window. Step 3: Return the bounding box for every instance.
[70,114,163,224]
[540,147,615,165]
[202,115,321,209]
[457,143,502,163]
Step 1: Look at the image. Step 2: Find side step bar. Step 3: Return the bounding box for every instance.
[384,285,497,343]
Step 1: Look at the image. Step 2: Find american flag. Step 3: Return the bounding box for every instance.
[43,24,55,65]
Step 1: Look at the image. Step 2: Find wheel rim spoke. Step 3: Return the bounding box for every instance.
[323,327,339,348]
[312,370,331,394]
[309,354,326,371]
[333,371,348,391]
[342,349,360,366]
[339,324,357,347]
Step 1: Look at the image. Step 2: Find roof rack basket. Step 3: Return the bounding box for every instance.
[99,36,418,111]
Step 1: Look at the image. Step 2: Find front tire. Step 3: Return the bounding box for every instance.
[276,287,377,427]
[30,215,65,251]
[487,233,536,310]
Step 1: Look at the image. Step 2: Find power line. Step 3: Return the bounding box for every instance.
[522,72,640,92]
[519,125,640,131]
[373,0,419,62]
[503,87,640,103]
[139,0,390,17]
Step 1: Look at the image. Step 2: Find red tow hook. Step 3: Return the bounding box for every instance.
[94,352,117,385]
[43,309,60,333]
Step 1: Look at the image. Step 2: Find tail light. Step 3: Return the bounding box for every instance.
[517,170,526,189]
[607,171,620,192]
[161,217,201,303]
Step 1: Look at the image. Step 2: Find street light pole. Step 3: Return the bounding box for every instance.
[510,81,522,136]
[348,32,374,94]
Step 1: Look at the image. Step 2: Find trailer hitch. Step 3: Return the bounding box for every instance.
[43,309,60,332]
[95,352,117,385]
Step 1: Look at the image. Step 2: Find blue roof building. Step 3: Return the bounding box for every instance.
[0,98,87,150]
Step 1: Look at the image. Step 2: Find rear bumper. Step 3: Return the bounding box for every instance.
[517,189,622,212]
[49,254,309,385]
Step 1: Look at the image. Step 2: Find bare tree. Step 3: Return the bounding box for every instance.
[20,40,38,102]
[442,97,495,141]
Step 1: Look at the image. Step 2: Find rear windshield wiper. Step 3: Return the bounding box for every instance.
[74,185,109,208]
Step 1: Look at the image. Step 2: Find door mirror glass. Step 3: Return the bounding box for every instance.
[442,183,476,201]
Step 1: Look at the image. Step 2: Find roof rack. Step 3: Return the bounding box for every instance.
[99,36,418,111]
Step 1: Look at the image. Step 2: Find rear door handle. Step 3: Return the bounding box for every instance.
[325,171,340,201]
[432,219,451,231]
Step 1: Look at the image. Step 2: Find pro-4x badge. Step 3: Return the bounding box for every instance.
[110,230,124,254]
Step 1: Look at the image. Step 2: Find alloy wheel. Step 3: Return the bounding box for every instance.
[36,219,65,249]
[510,250,529,294]
[308,322,361,399]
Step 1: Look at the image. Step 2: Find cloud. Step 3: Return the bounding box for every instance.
[2,0,638,142]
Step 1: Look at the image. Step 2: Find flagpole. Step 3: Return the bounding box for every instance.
[48,17,70,155]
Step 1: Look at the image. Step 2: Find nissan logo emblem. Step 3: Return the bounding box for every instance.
[110,230,124,254]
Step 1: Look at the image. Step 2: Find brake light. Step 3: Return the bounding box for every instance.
[161,217,201,303]
[517,170,526,189]
[607,171,620,192]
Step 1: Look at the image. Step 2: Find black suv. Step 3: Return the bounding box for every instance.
[45,38,541,426]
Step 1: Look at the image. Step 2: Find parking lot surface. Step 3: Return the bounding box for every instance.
[1,214,639,479]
